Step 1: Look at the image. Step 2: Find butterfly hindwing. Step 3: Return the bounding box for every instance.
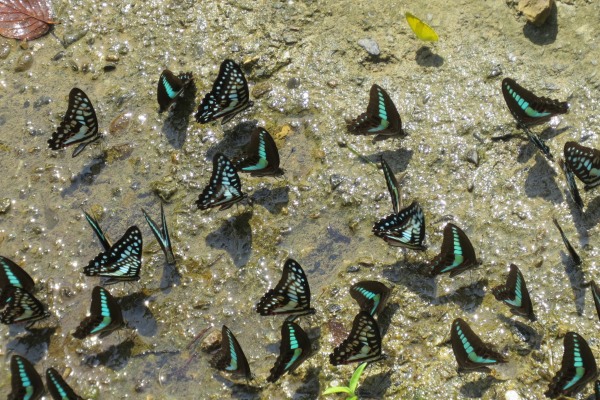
[157,69,193,113]
[381,157,401,214]
[329,311,384,365]
[83,210,112,251]
[405,12,439,41]
[195,59,253,124]
[73,286,124,339]
[428,223,477,277]
[0,286,49,326]
[256,259,315,319]
[350,281,391,316]
[348,84,404,140]
[142,203,176,265]
[267,320,312,382]
[210,325,252,381]
[492,264,536,321]
[501,78,568,127]
[48,88,100,157]
[0,255,35,293]
[196,153,246,211]
[372,201,426,250]
[9,355,44,400]
[559,159,584,209]
[83,225,143,284]
[236,127,284,177]
[46,368,84,400]
[545,332,598,398]
[564,141,600,191]
[450,318,507,373]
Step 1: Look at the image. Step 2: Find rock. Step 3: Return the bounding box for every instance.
[0,42,10,59]
[518,0,554,26]
[63,27,88,47]
[14,52,33,72]
[0,198,11,213]
[357,38,380,56]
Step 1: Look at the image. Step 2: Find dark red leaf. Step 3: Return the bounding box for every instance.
[0,0,55,41]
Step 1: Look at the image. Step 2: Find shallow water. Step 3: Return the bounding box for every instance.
[0,0,599,398]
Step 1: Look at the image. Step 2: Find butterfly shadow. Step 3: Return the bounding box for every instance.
[560,256,586,316]
[459,375,502,398]
[205,121,259,159]
[59,156,107,198]
[158,260,182,291]
[539,126,569,142]
[381,260,436,304]
[579,196,600,232]
[250,185,290,214]
[358,369,393,399]
[377,303,400,338]
[83,336,135,371]
[523,154,562,204]
[367,149,414,174]
[161,83,197,149]
[205,211,253,268]
[119,291,159,337]
[415,46,444,68]
[522,3,558,46]
[5,327,56,363]
[497,315,542,354]
[210,374,261,399]
[292,366,322,400]
[432,278,488,312]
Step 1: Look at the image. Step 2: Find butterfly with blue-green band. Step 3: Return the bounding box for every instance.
[492,264,536,321]
[380,157,401,214]
[210,325,252,381]
[564,141,600,191]
[501,78,568,127]
[267,320,312,382]
[46,367,84,400]
[142,203,176,265]
[9,355,44,400]
[559,158,584,209]
[427,223,477,277]
[83,210,112,251]
[196,153,247,211]
[73,286,124,339]
[450,318,507,373]
[348,84,404,141]
[589,281,600,323]
[373,201,426,250]
[157,69,194,113]
[0,255,35,294]
[236,127,284,177]
[350,281,391,316]
[553,218,582,266]
[329,311,384,365]
[0,286,50,327]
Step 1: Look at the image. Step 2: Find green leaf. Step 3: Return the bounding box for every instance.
[323,386,353,395]
[349,362,368,392]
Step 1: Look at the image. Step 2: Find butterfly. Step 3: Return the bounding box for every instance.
[381,157,401,214]
[195,59,253,124]
[427,223,477,277]
[142,203,176,265]
[83,225,143,284]
[46,367,84,400]
[591,281,600,323]
[372,201,426,250]
[596,379,600,400]
[196,153,247,211]
[450,318,507,373]
[210,325,252,381]
[48,88,100,157]
[350,281,391,316]
[405,12,439,42]
[559,159,584,209]
[545,332,598,398]
[0,255,35,294]
[9,355,44,400]
[564,141,600,191]
[491,264,536,321]
[521,124,554,161]
[83,210,112,251]
[330,311,384,365]
[256,258,315,320]
[157,69,194,113]
[73,286,124,339]
[347,84,404,141]
[235,127,284,177]
[0,286,49,327]
[553,218,582,266]
[267,320,312,382]
[501,78,569,127]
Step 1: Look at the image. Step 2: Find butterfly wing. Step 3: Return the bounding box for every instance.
[73,286,124,339]
[83,226,143,283]
[329,311,384,365]
[195,59,253,124]
[350,281,391,316]
[348,84,403,138]
[0,256,35,293]
[428,223,477,277]
[591,281,600,323]
[46,368,84,400]
[83,210,112,251]
[0,286,49,326]
[196,153,246,210]
[553,218,582,266]
[48,88,100,157]
[405,12,439,41]
[157,69,193,113]
[545,332,598,398]
[236,128,283,177]
[210,325,252,381]
[450,318,507,373]
[373,201,426,250]
[564,141,600,191]
[267,320,312,382]
[256,259,314,318]
[9,355,44,400]
[559,159,584,209]
[492,264,536,321]
[501,78,568,127]
[142,204,176,265]
[381,158,401,214]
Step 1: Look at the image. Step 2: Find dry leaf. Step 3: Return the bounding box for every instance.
[0,0,55,41]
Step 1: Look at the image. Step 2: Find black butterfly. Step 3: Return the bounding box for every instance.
[195,59,253,124]
[142,203,176,265]
[73,286,124,339]
[48,88,100,157]
[559,158,584,209]
[491,264,536,321]
[9,355,44,400]
[372,201,426,250]
[350,281,391,316]
[545,332,598,398]
[210,325,252,381]
[157,69,194,113]
[427,223,477,277]
[501,78,568,127]
[0,255,35,294]
[553,218,582,265]
[236,127,284,177]
[381,157,401,214]
[0,286,49,326]
[267,320,312,382]
[521,124,554,161]
[595,379,600,400]
[348,84,404,141]
[83,225,143,284]
[196,153,247,211]
[46,367,84,400]
[256,259,315,320]
[83,210,112,251]
[591,281,600,323]
[564,141,600,191]
[450,318,507,373]
[329,311,384,365]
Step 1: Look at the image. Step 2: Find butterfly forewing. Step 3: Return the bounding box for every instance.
[501,78,568,127]
[564,141,600,191]
[428,223,477,277]
[350,281,391,316]
[267,320,312,382]
[553,218,582,266]
[83,225,143,284]
[492,264,536,321]
[450,318,507,373]
[590,281,600,323]
[0,255,35,293]
[142,204,176,265]
[48,88,100,157]
[196,153,246,211]
[0,286,49,326]
[381,158,401,214]
[210,325,252,381]
[157,69,193,113]
[559,159,584,209]
[83,211,112,251]
[195,59,253,124]
[545,332,598,398]
[73,286,124,339]
[46,368,84,400]
[329,311,384,365]
[348,84,404,140]
[9,355,44,400]
[236,127,284,177]
[373,201,426,250]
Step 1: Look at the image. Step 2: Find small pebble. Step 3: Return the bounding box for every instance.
[109,112,132,136]
[103,63,117,72]
[487,64,503,79]
[518,0,554,26]
[330,174,344,191]
[0,198,11,213]
[0,42,10,59]
[466,148,479,166]
[287,77,300,89]
[63,27,88,47]
[14,52,33,72]
[52,51,65,61]
[357,38,380,56]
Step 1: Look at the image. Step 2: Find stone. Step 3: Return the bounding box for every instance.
[357,38,380,56]
[518,0,554,26]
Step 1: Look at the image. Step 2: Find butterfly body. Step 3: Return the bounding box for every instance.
[350,281,391,316]
[492,264,536,321]
[142,203,176,265]
[501,78,568,127]
[236,128,284,177]
[46,368,84,400]
[267,320,311,382]
[210,325,252,381]
[428,223,477,277]
[330,311,384,365]
[73,286,124,339]
[197,153,247,210]
[450,318,507,373]
[348,84,404,141]
[9,355,44,400]
[157,69,194,113]
[564,141,600,191]
[373,201,426,250]
[0,286,49,326]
